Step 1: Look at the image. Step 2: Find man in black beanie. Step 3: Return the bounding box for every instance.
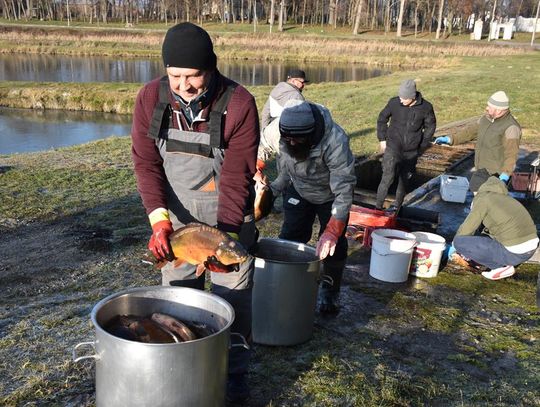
[131,22,259,404]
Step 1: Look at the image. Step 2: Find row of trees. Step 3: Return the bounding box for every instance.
[2,0,539,38]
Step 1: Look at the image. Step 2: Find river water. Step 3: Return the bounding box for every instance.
[0,107,132,154]
[0,54,389,154]
[0,54,388,85]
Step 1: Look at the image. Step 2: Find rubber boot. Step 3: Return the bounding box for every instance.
[318,261,345,315]
[212,287,252,403]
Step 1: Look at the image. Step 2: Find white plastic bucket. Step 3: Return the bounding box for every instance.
[369,229,417,283]
[410,232,447,278]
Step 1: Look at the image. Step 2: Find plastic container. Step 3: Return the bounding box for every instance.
[348,205,397,228]
[511,172,540,193]
[440,175,469,203]
[348,205,398,247]
[410,232,447,278]
[369,229,417,283]
[252,238,321,346]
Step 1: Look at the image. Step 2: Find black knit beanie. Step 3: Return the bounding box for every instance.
[162,23,217,70]
[279,101,316,138]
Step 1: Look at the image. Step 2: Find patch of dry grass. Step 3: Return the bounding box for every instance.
[0,24,534,68]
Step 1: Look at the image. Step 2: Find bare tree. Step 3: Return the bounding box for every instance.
[435,0,444,38]
[269,0,276,31]
[532,0,540,45]
[352,0,363,33]
[278,0,284,30]
[396,0,406,35]
[487,0,497,42]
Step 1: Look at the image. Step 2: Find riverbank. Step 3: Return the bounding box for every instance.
[1,52,539,157]
[0,22,535,68]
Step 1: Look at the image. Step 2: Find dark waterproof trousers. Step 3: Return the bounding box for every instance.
[279,185,348,292]
[376,149,418,209]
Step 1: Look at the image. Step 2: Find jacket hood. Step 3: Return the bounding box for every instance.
[477,176,509,195]
[309,103,332,147]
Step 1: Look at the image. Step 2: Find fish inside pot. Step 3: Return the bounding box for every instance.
[103,312,218,344]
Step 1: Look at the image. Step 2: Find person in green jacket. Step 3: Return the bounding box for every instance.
[448,172,538,280]
[434,91,521,186]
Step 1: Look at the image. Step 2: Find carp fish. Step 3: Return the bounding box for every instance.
[254,182,274,222]
[105,315,180,344]
[105,314,206,343]
[151,313,197,342]
[157,222,249,276]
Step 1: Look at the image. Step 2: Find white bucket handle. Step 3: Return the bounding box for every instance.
[371,241,418,257]
[73,341,100,363]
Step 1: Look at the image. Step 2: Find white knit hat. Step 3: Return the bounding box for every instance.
[487,91,509,109]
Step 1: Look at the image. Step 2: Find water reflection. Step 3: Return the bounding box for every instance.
[0,107,132,154]
[0,54,388,85]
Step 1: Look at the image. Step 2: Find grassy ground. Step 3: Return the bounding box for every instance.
[1,138,538,407]
[0,27,539,406]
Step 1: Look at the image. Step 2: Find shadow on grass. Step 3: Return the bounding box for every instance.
[349,127,375,140]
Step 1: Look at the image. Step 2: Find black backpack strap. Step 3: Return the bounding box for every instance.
[147,76,171,140]
[165,139,213,156]
[207,83,238,148]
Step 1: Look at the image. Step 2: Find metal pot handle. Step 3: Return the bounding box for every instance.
[73,341,100,363]
[229,332,250,350]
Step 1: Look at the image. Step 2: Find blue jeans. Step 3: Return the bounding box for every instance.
[453,235,536,269]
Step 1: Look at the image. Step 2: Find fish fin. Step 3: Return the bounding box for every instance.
[154,260,168,270]
[142,251,170,270]
[195,263,206,277]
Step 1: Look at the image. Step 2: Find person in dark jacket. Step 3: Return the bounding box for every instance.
[131,22,259,403]
[448,172,538,280]
[375,79,436,210]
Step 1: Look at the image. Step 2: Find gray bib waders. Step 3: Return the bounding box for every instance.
[148,76,255,375]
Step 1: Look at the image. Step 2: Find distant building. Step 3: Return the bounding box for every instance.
[515,16,540,33]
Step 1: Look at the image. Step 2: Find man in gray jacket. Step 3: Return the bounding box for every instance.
[258,70,308,163]
[259,100,356,314]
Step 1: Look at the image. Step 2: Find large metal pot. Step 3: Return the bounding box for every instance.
[73,286,239,407]
[252,238,321,346]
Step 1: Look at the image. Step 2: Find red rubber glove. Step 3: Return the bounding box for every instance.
[253,159,268,185]
[148,220,174,262]
[316,217,346,260]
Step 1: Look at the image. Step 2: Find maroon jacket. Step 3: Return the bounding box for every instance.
[131,72,260,233]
